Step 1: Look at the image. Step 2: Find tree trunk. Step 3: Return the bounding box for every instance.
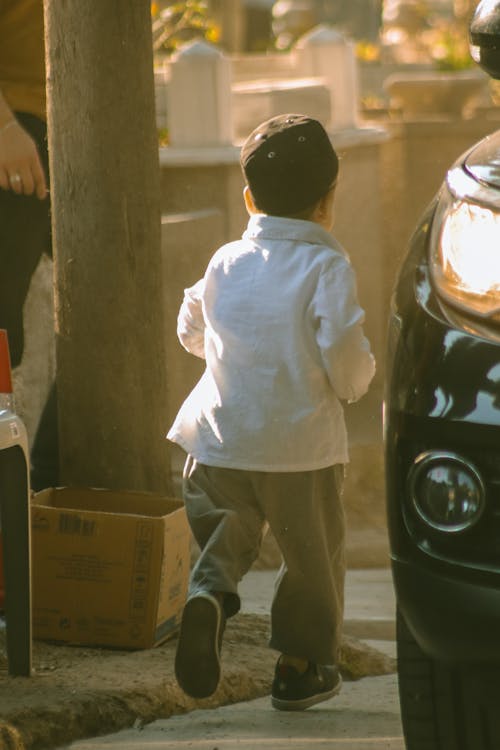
[44,1,172,493]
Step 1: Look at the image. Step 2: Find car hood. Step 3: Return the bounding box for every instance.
[464,129,500,188]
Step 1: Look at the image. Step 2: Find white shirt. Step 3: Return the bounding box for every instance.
[167,214,375,471]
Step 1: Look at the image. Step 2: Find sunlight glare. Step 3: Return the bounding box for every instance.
[440,202,500,296]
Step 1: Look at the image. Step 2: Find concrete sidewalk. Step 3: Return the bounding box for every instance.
[58,569,403,750]
[58,675,404,749]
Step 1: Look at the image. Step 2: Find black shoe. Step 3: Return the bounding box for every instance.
[175,593,224,699]
[271,659,342,711]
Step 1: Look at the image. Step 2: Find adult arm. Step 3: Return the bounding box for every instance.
[0,92,47,199]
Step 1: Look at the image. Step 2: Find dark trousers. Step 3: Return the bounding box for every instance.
[183,457,346,664]
[0,111,59,490]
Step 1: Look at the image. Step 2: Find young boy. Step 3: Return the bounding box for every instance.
[168,113,375,710]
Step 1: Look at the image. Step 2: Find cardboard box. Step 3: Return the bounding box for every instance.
[31,487,190,649]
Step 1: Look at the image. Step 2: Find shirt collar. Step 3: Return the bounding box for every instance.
[243,213,340,252]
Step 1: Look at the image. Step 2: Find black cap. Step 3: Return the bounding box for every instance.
[240,114,339,216]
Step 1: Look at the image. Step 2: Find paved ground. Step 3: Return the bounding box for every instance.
[57,568,404,750]
[58,674,403,750]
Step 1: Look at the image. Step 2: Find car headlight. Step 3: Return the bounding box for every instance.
[430,167,500,320]
[408,451,486,533]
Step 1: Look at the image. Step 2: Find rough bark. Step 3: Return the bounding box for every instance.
[44,1,172,493]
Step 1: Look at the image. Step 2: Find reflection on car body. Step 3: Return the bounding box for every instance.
[385,2,500,748]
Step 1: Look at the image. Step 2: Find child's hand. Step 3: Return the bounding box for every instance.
[177,280,206,359]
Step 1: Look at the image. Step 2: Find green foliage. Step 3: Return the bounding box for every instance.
[151,1,219,55]
[432,25,476,70]
[157,127,169,146]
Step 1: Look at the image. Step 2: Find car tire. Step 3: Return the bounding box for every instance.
[397,608,500,749]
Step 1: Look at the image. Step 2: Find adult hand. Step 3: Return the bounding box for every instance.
[0,119,47,200]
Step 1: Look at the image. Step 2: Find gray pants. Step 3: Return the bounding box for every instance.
[183,456,346,664]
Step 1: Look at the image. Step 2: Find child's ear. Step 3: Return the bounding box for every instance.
[244,186,258,215]
[318,184,336,215]
[311,193,328,223]
[313,184,336,229]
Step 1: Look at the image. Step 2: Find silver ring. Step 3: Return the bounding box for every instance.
[9,173,21,184]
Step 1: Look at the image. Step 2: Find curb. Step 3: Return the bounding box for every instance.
[0,612,395,750]
[344,617,396,641]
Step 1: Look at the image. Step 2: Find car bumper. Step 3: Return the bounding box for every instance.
[392,555,500,663]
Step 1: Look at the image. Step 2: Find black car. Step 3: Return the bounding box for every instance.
[385,2,500,748]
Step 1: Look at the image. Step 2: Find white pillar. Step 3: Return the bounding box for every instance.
[296,25,359,131]
[167,40,233,148]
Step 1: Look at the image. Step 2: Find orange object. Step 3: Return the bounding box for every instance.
[0,330,12,394]
[0,329,12,611]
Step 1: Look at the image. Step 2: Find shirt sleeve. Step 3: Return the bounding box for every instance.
[177,279,206,360]
[313,258,376,403]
